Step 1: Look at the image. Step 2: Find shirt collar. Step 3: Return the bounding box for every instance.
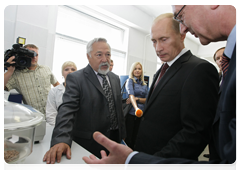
[20,64,40,72]
[58,83,65,91]
[134,76,142,84]
[166,48,188,67]
[90,64,109,77]
[89,64,100,76]
[224,25,236,59]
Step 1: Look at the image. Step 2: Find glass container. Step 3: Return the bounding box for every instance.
[4,100,44,163]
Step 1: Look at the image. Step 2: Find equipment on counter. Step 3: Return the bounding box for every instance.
[4,100,45,163]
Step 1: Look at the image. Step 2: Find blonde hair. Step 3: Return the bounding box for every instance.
[154,13,180,34]
[129,62,146,85]
[62,61,77,75]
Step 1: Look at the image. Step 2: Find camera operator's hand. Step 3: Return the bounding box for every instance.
[6,56,16,72]
[4,56,16,89]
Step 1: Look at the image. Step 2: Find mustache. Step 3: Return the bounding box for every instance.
[99,62,110,67]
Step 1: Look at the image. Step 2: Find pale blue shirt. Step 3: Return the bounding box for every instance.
[224,25,236,59]
[125,77,148,115]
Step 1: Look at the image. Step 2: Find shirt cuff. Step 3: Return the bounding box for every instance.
[125,151,139,164]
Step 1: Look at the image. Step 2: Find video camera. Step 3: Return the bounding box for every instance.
[4,37,37,70]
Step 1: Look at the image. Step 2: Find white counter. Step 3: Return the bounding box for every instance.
[23,123,92,164]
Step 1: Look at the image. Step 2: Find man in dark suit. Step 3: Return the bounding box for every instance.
[135,13,219,160]
[82,5,235,164]
[213,47,225,85]
[43,38,126,164]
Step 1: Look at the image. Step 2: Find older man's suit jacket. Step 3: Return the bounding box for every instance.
[134,50,219,161]
[130,47,236,164]
[50,64,126,158]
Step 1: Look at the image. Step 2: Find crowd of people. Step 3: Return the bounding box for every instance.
[4,5,235,165]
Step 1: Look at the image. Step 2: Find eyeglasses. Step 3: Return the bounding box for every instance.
[173,5,186,25]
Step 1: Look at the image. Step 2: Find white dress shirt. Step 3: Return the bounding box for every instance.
[93,69,111,87]
[46,83,65,126]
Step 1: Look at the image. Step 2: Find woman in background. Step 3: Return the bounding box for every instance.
[46,61,77,126]
[125,62,148,149]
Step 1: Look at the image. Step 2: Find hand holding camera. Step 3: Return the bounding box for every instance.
[5,56,16,73]
[4,37,37,70]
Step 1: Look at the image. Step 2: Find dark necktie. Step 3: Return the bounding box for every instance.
[98,73,118,130]
[153,63,169,90]
[221,54,230,80]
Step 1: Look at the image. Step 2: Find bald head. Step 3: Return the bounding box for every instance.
[172,5,236,45]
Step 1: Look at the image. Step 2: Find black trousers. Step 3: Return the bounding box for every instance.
[109,129,120,143]
[102,129,119,156]
[125,113,141,149]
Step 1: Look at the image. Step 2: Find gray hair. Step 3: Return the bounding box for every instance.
[86,38,111,57]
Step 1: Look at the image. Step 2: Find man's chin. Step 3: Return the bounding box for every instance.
[31,62,37,66]
[98,68,109,75]
[198,37,211,46]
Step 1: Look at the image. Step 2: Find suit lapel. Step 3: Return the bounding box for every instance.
[144,51,192,114]
[84,64,105,97]
[218,44,236,95]
[213,44,236,124]
[147,68,161,102]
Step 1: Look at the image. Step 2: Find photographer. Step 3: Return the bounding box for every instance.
[4,44,60,115]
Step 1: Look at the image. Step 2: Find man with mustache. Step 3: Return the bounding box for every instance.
[43,37,126,164]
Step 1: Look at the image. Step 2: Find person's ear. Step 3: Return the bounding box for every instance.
[210,5,219,10]
[180,33,186,42]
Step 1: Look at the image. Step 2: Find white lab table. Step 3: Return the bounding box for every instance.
[23,123,92,164]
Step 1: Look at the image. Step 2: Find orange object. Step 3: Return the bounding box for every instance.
[135,109,143,117]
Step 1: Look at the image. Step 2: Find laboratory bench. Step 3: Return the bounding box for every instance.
[23,123,91,164]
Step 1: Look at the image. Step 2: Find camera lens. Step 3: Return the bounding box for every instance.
[16,56,32,68]
[19,59,27,66]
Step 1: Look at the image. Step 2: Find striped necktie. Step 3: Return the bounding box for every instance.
[98,73,118,130]
[221,54,230,80]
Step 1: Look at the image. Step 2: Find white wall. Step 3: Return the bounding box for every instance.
[127,28,156,85]
[4,5,58,69]
[95,5,226,84]
[4,5,225,87]
[95,5,203,86]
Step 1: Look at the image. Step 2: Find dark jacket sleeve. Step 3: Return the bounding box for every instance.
[50,72,80,147]
[127,153,228,170]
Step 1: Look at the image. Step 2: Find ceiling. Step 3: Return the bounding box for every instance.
[134,5,201,45]
[135,5,173,18]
